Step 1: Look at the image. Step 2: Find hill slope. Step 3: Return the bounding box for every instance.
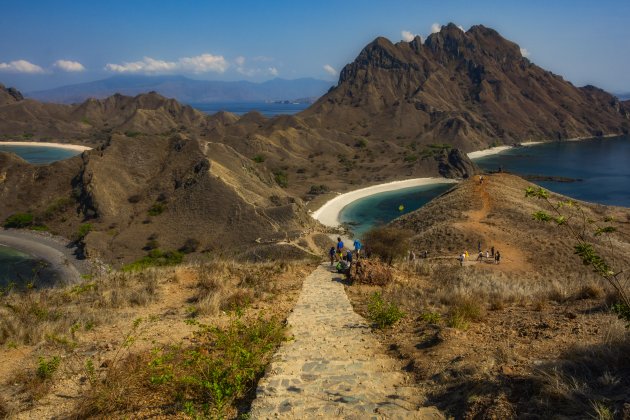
[302,24,629,151]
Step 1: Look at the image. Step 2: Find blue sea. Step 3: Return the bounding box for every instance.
[473,135,630,207]
[189,101,310,117]
[339,135,630,237]
[0,144,82,165]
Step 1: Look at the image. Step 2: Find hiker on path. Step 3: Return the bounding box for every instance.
[459,253,465,266]
[465,250,469,259]
[353,239,362,258]
[336,237,344,260]
[495,251,501,264]
[491,246,495,258]
[477,251,483,261]
[485,250,490,259]
[346,250,353,264]
[329,247,335,266]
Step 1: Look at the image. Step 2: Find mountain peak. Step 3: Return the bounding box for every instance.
[0,83,24,105]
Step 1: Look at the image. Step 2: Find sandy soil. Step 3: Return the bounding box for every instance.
[311,178,458,227]
[0,141,92,152]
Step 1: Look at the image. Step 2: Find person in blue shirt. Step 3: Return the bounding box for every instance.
[346,250,353,263]
[329,247,336,266]
[353,239,361,258]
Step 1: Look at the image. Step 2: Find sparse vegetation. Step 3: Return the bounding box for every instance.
[252,154,265,163]
[367,292,405,328]
[148,202,166,216]
[3,212,34,228]
[122,249,183,272]
[308,184,329,195]
[273,169,288,188]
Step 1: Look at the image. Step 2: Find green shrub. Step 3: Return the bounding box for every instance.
[122,249,183,272]
[367,292,405,328]
[148,203,165,216]
[37,356,61,380]
[178,238,200,254]
[124,131,141,138]
[447,297,485,330]
[252,154,265,163]
[273,170,288,188]
[420,311,441,324]
[4,213,34,228]
[43,197,74,220]
[74,223,92,241]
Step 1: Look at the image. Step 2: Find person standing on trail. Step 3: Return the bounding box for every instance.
[336,237,344,260]
[329,247,335,266]
[486,250,490,259]
[465,250,469,259]
[491,246,495,258]
[477,251,483,261]
[495,251,501,264]
[353,239,361,258]
[459,253,465,266]
[346,249,353,263]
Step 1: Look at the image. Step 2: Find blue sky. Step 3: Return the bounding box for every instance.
[1,0,629,93]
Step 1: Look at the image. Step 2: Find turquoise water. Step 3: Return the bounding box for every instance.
[339,183,455,238]
[0,245,59,290]
[473,135,630,207]
[0,144,82,164]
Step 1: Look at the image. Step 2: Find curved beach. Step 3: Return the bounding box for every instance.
[0,141,92,152]
[0,229,87,285]
[312,177,458,228]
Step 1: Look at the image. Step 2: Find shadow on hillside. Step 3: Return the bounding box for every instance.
[428,335,630,418]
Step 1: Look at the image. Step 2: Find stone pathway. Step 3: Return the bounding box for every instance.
[250,264,442,419]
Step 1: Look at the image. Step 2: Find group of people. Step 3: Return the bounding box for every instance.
[329,237,362,275]
[459,243,501,266]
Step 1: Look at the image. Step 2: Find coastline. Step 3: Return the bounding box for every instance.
[0,229,88,285]
[467,133,622,160]
[0,141,92,152]
[311,178,457,228]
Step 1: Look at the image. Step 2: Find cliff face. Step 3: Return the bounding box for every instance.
[303,24,629,151]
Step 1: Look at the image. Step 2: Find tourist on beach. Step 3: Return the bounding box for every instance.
[329,247,335,266]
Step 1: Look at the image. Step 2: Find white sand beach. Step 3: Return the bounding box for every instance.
[466,145,513,159]
[0,141,92,152]
[311,177,458,228]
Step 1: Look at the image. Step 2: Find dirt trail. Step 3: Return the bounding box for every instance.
[454,177,532,273]
[249,264,442,419]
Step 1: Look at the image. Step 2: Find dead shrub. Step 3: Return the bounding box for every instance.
[353,259,393,286]
[575,283,604,300]
[363,226,412,265]
[447,295,486,329]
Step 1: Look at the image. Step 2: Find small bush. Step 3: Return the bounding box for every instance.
[273,170,288,188]
[308,184,330,195]
[74,223,92,241]
[367,292,405,328]
[127,194,142,204]
[148,203,166,216]
[252,154,265,163]
[124,131,141,138]
[37,356,61,380]
[363,226,413,265]
[4,213,34,228]
[448,296,486,330]
[178,238,200,254]
[420,311,441,324]
[122,249,183,272]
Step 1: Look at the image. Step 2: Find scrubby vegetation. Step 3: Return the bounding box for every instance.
[0,259,312,417]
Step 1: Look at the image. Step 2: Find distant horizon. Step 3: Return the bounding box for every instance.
[1,1,629,93]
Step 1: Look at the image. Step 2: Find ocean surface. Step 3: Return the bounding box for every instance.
[473,135,630,207]
[0,245,59,289]
[338,183,455,238]
[0,144,82,164]
[189,101,310,117]
[339,135,630,238]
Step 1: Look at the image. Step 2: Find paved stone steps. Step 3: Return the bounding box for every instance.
[249,264,443,419]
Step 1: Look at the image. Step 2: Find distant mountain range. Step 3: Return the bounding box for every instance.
[618,92,630,101]
[27,75,332,104]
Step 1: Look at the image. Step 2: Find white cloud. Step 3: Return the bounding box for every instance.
[234,56,246,67]
[53,59,85,72]
[268,67,279,77]
[431,22,442,34]
[401,30,415,42]
[105,53,228,74]
[520,48,530,58]
[323,64,337,76]
[0,59,45,74]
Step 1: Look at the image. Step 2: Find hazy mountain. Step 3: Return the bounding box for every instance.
[26,75,332,105]
[617,92,630,101]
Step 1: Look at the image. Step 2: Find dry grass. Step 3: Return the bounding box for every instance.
[191,259,300,315]
[0,268,165,347]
